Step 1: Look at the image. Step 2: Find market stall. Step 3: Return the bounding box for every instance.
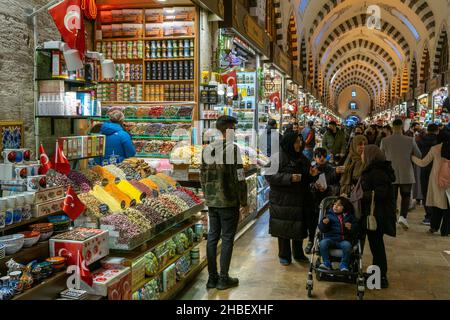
[0,148,208,300]
[430,76,449,124]
[90,3,199,163]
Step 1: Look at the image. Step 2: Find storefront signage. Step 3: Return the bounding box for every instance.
[220,0,270,58]
[191,0,224,20]
[244,14,264,51]
[272,44,292,77]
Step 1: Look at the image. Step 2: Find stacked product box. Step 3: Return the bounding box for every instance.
[57,135,106,160]
[49,228,110,266]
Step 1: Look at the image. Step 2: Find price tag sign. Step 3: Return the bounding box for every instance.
[98,204,109,215]
[172,169,189,182]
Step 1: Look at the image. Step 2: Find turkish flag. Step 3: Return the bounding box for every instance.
[52,142,71,175]
[63,185,86,220]
[48,0,86,60]
[290,99,298,114]
[39,144,52,175]
[54,241,93,287]
[270,92,282,110]
[221,70,238,97]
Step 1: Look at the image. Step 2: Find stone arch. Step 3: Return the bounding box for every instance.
[419,45,431,85]
[433,26,449,75]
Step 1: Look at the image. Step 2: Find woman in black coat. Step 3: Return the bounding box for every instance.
[360,145,396,289]
[266,132,314,266]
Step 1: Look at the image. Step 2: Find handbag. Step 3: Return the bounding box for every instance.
[350,178,364,219]
[367,191,378,231]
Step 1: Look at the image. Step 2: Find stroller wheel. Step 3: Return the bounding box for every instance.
[357,291,364,300]
[316,271,324,281]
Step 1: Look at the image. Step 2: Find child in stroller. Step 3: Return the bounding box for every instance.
[318,197,358,272]
[306,196,366,299]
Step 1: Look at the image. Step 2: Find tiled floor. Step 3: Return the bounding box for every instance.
[178,206,450,300]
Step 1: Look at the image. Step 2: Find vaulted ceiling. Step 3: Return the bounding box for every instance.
[286,0,450,118]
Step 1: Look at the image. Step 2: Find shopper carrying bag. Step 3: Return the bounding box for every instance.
[367,191,377,232]
[360,145,396,289]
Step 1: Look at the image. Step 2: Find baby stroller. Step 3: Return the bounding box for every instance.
[306,196,366,300]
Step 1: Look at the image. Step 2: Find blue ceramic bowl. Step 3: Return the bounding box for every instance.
[0,234,25,255]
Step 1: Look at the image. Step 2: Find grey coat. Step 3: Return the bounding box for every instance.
[380,133,422,185]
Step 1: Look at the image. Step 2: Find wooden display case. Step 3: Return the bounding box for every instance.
[93,5,200,159]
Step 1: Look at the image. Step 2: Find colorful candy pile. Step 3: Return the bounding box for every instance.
[100,214,142,244]
[177,187,202,204]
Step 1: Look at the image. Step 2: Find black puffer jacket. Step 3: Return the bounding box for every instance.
[360,161,397,237]
[265,150,314,240]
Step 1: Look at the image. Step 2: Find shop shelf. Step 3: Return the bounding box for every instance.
[98,80,143,83]
[12,270,68,300]
[110,204,205,256]
[132,241,203,293]
[0,241,50,275]
[136,154,171,159]
[95,37,144,42]
[91,117,192,123]
[144,36,195,41]
[144,80,194,83]
[35,78,97,86]
[0,211,64,234]
[132,135,190,141]
[159,248,207,300]
[35,115,92,119]
[144,58,194,61]
[99,101,196,105]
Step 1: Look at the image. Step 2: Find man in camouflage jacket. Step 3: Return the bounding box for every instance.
[200,116,248,291]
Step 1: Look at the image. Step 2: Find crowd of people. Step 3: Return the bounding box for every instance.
[265,117,450,289]
[200,115,449,291]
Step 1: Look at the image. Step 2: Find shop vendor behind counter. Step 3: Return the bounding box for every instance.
[95,110,136,165]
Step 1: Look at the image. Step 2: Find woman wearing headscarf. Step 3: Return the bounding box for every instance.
[266,132,314,265]
[360,145,396,289]
[340,135,368,196]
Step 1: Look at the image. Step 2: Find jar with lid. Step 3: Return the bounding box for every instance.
[5,197,15,226]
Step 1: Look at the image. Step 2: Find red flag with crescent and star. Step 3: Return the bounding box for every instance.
[39,144,52,175]
[54,241,93,286]
[63,186,86,221]
[270,92,282,110]
[48,0,86,59]
[221,70,238,97]
[52,142,71,175]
